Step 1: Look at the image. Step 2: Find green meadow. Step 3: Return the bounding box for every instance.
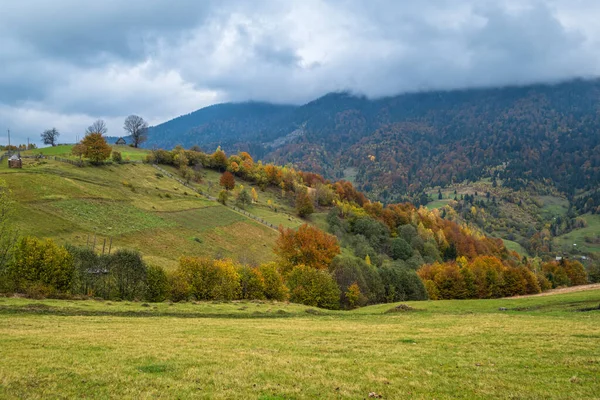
[0,290,598,399]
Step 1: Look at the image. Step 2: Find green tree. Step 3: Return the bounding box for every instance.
[286,265,340,309]
[236,188,252,209]
[107,249,147,300]
[218,190,229,205]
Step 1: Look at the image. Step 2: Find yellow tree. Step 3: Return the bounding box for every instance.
[82,133,112,164]
[251,187,258,203]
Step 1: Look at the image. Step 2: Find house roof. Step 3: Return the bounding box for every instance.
[9,155,20,160]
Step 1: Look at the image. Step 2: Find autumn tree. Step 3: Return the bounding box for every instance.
[123,115,148,148]
[212,147,228,171]
[251,187,258,203]
[220,171,235,190]
[81,133,112,164]
[275,224,341,273]
[41,128,60,146]
[71,143,86,160]
[295,189,314,218]
[218,190,229,205]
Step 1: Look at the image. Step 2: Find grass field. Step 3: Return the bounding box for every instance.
[24,144,150,161]
[0,290,598,399]
[502,239,529,257]
[554,214,600,254]
[0,158,279,269]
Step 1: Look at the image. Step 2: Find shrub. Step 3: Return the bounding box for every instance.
[177,257,241,301]
[218,190,229,205]
[379,261,428,302]
[286,265,340,309]
[257,263,289,301]
[9,236,75,294]
[237,265,266,300]
[146,265,170,302]
[112,151,122,163]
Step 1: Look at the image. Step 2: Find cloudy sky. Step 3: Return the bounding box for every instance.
[1,0,599,145]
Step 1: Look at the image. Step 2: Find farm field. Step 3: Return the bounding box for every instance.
[0,290,598,399]
[554,214,600,254]
[0,158,279,270]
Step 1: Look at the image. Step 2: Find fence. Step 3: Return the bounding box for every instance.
[151,164,279,231]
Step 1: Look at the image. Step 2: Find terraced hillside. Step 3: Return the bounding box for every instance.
[0,157,281,269]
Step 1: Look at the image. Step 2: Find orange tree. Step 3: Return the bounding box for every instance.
[81,133,112,164]
[274,224,340,273]
[219,171,236,190]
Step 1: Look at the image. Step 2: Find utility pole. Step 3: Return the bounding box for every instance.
[27,137,29,149]
[7,129,10,148]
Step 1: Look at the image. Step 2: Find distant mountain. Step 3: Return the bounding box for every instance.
[145,102,296,158]
[146,79,600,200]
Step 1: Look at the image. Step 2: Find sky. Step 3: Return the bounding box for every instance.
[1,0,600,145]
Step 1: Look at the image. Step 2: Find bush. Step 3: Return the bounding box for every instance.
[286,265,340,309]
[379,261,428,302]
[176,257,241,301]
[238,265,266,300]
[258,263,289,301]
[9,237,75,294]
[146,265,170,302]
[112,151,122,163]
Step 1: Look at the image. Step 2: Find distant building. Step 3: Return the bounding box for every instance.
[8,154,22,169]
[115,137,126,145]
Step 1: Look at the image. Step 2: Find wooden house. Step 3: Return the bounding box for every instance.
[8,154,22,169]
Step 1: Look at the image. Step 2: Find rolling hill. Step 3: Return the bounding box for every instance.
[2,152,297,270]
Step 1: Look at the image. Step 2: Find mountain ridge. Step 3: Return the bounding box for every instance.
[145,78,600,201]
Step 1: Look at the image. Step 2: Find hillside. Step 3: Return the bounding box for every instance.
[145,79,600,202]
[1,154,285,270]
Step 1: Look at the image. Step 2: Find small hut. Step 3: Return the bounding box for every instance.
[8,154,22,169]
[115,137,126,145]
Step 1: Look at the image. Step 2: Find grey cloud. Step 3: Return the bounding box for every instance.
[1,0,599,145]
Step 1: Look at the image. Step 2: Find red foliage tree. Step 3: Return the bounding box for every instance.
[274,224,341,273]
[219,171,235,191]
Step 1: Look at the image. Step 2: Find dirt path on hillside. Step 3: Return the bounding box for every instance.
[506,283,600,299]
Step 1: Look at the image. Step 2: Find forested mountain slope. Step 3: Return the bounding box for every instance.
[146,79,600,201]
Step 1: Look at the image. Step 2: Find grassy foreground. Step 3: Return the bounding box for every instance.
[0,291,598,399]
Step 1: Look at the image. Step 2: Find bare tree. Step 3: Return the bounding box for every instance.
[41,128,60,146]
[123,115,148,148]
[86,119,108,135]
